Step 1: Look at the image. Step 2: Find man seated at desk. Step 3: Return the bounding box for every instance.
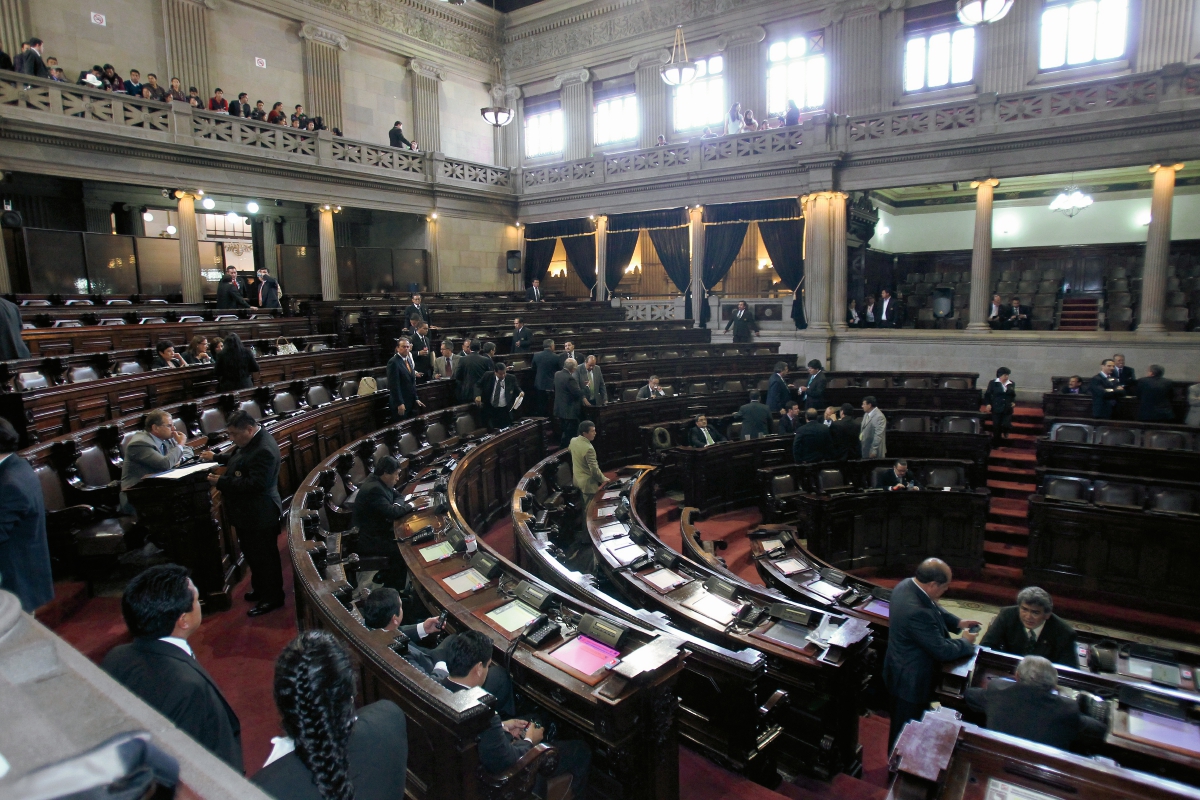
[636,375,666,400]
[441,631,591,797]
[120,410,194,517]
[966,655,1106,752]
[688,415,725,447]
[881,459,920,491]
[980,586,1078,666]
[1060,376,1084,394]
[351,455,414,589]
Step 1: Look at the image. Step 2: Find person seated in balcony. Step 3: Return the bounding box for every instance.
[152,339,185,369]
[847,299,861,327]
[877,288,899,328]
[267,101,286,124]
[101,63,123,92]
[142,73,166,101]
[123,69,143,97]
[1059,375,1083,394]
[166,77,185,102]
[988,294,1006,330]
[250,100,267,121]
[229,92,252,118]
[655,134,667,146]
[1003,296,1032,330]
[207,87,228,113]
[742,109,759,131]
[785,99,801,127]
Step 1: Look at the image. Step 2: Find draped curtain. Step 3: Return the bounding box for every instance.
[635,208,691,295]
[524,218,594,288]
[607,210,667,295]
[757,199,806,328]
[562,234,597,292]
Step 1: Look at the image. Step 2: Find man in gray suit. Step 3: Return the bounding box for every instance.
[860,395,887,459]
[120,410,194,517]
[580,355,607,407]
[553,358,583,449]
[432,340,459,380]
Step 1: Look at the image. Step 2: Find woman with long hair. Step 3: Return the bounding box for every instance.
[253,631,407,800]
[785,98,801,127]
[742,109,758,131]
[724,102,743,135]
[214,331,259,391]
[184,335,212,365]
[267,101,286,125]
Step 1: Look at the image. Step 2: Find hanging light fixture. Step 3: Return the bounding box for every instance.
[956,0,1014,25]
[480,0,514,128]
[1050,186,1093,217]
[660,26,698,86]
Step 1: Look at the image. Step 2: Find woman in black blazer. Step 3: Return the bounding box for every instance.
[253,631,408,800]
[214,332,259,391]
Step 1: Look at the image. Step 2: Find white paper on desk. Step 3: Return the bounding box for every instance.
[412,482,437,494]
[512,394,524,411]
[601,490,621,500]
[151,462,218,480]
[806,615,837,647]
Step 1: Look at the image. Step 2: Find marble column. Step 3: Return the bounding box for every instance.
[259,216,278,277]
[427,216,441,293]
[556,69,591,161]
[718,27,766,125]
[177,193,204,304]
[162,0,213,100]
[966,179,999,332]
[829,10,884,116]
[800,193,836,332]
[595,215,608,301]
[0,0,28,67]
[631,51,669,149]
[318,207,338,301]
[1136,0,1195,71]
[299,23,347,133]
[409,59,444,153]
[829,193,849,332]
[689,207,704,325]
[1139,163,1183,334]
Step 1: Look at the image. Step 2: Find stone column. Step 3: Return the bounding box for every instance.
[595,215,608,301]
[1136,0,1195,71]
[409,59,444,153]
[1139,162,1183,334]
[829,193,849,332]
[828,9,884,116]
[718,27,766,125]
[177,193,204,304]
[427,215,441,293]
[318,206,338,301]
[0,0,28,65]
[162,0,213,101]
[282,217,307,246]
[966,178,999,332]
[299,23,347,133]
[259,216,278,277]
[0,227,11,294]
[631,50,670,148]
[800,192,836,332]
[555,69,591,161]
[689,207,704,325]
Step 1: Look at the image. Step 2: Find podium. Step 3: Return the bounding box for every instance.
[126,466,243,610]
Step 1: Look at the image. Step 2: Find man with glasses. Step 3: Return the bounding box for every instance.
[120,409,194,517]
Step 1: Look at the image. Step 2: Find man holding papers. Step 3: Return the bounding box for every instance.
[120,410,195,517]
[570,421,606,506]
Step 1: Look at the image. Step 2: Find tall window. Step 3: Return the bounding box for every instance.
[673,55,725,132]
[594,76,638,146]
[1040,0,1127,70]
[766,33,826,117]
[524,94,563,159]
[904,27,975,92]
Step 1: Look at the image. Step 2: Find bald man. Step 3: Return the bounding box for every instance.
[883,558,981,750]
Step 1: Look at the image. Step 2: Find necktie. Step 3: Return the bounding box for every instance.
[406,357,414,373]
[493,379,503,406]
[259,283,264,305]
[1028,628,1038,648]
[703,428,713,446]
[445,360,453,377]
[161,441,167,455]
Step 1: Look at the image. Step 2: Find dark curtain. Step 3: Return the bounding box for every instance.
[523,239,557,287]
[701,221,748,291]
[562,235,597,292]
[605,230,639,291]
[757,217,804,290]
[613,208,691,295]
[523,218,594,288]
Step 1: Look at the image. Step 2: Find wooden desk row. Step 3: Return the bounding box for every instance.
[372,320,712,359]
[1046,376,1193,423]
[1037,433,1200,484]
[795,370,980,391]
[18,304,285,326]
[584,391,755,468]
[20,315,316,356]
[497,343,785,377]
[341,305,625,341]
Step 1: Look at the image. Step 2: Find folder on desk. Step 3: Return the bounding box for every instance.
[485,600,541,633]
[151,462,217,480]
[598,522,629,541]
[608,541,647,566]
[601,490,621,500]
[443,567,488,595]
[548,635,621,676]
[419,541,456,562]
[773,558,807,576]
[682,591,741,625]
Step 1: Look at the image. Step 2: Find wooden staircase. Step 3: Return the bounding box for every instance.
[1058,296,1099,331]
[981,404,1042,581]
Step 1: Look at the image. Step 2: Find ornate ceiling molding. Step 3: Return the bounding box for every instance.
[553,68,591,88]
[296,0,500,65]
[716,25,766,52]
[628,49,671,71]
[409,58,447,81]
[299,22,350,50]
[488,84,523,103]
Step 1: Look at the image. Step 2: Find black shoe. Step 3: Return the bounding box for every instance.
[247,600,284,617]
[244,591,259,602]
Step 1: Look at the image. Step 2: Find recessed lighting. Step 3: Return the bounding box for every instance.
[246,201,259,213]
[201,197,215,210]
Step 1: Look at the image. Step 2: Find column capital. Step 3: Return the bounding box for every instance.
[299,22,348,51]
[488,83,522,103]
[1149,162,1185,173]
[688,206,704,223]
[409,58,446,81]
[970,178,1000,188]
[717,26,767,51]
[553,68,591,89]
[629,49,671,70]
[800,191,848,205]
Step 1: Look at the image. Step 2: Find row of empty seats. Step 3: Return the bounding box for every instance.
[771,464,969,498]
[1049,422,1198,452]
[1042,475,1196,514]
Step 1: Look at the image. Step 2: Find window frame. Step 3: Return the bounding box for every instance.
[523,105,564,161]
[765,31,827,120]
[1037,0,1131,74]
[671,55,727,134]
[592,92,639,148]
[901,24,977,95]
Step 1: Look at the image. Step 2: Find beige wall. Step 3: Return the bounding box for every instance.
[29,0,166,84]
[440,74,493,164]
[208,4,304,112]
[342,41,410,144]
[436,216,519,291]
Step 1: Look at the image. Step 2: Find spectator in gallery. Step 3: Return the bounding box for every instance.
[10,42,28,73]
[290,118,301,128]
[20,38,48,79]
[152,339,185,369]
[742,109,758,131]
[229,92,252,117]
[877,288,898,328]
[51,67,67,82]
[187,86,201,104]
[785,98,801,127]
[208,87,229,113]
[1088,359,1123,419]
[847,299,860,327]
[44,56,62,81]
[701,127,718,139]
[1136,365,1175,422]
[389,120,412,149]
[101,63,124,92]
[862,294,877,326]
[123,68,143,96]
[184,335,212,365]
[313,116,327,131]
[0,48,10,71]
[250,100,267,121]
[1004,296,1032,330]
[988,293,1006,329]
[656,135,667,146]
[332,127,343,136]
[140,86,154,100]
[305,120,317,132]
[725,102,744,135]
[267,101,286,124]
[167,77,186,102]
[410,140,419,151]
[1060,375,1083,394]
[291,104,306,126]
[187,96,201,109]
[143,73,166,101]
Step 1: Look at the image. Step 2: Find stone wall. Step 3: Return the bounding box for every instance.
[208,5,304,112]
[435,216,519,292]
[342,41,410,144]
[440,73,494,164]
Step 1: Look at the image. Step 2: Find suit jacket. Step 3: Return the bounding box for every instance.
[580,365,607,406]
[255,277,281,309]
[0,454,53,612]
[553,370,583,419]
[777,413,799,436]
[216,277,251,309]
[736,401,772,438]
[860,408,887,458]
[409,332,433,377]
[570,435,605,497]
[724,309,759,340]
[20,49,49,79]
[830,417,860,460]
[389,128,412,149]
[803,371,827,410]
[511,326,534,353]
[1113,365,1137,391]
[228,101,252,118]
[979,606,1078,666]
[0,297,31,360]
[214,428,282,531]
[152,354,183,369]
[102,638,243,771]
[688,425,725,448]
[478,372,520,410]
[454,353,493,403]
[214,349,258,391]
[253,700,407,800]
[433,353,459,380]
[558,349,579,368]
[878,468,917,490]
[532,350,559,391]
[1059,386,1082,394]
[526,285,545,302]
[404,304,429,325]
[1088,373,1120,419]
[121,431,192,490]
[792,421,834,463]
[1136,375,1175,422]
[387,353,419,416]
[965,682,1105,752]
[636,384,666,400]
[883,577,974,704]
[983,379,1016,415]
[766,373,791,414]
[352,475,408,556]
[877,297,899,327]
[1004,305,1032,330]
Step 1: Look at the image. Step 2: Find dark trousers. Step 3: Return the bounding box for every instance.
[237,523,284,603]
[537,389,554,416]
[485,406,513,430]
[991,410,1012,446]
[538,739,591,800]
[889,696,930,752]
[558,417,578,449]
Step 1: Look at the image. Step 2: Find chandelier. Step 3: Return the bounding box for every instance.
[660,26,698,86]
[956,0,1014,25]
[1050,186,1093,217]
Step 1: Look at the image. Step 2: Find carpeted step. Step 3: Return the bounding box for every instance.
[984,541,1029,564]
[988,464,1037,479]
[988,447,1036,463]
[981,563,1025,582]
[989,497,1028,520]
[986,478,1036,498]
[34,582,90,629]
[986,521,1030,537]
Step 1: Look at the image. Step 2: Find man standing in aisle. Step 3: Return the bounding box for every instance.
[570,421,605,507]
[255,268,281,310]
[526,279,544,302]
[388,337,423,420]
[532,339,559,415]
[553,358,583,449]
[860,396,887,458]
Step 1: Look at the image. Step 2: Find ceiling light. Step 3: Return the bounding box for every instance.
[876,224,890,236]
[1049,187,1093,217]
[201,197,215,210]
[430,212,438,220]
[226,211,241,221]
[957,0,1013,25]
[166,225,177,235]
[1136,211,1152,226]
[142,210,154,222]
[661,27,698,86]
[246,201,259,213]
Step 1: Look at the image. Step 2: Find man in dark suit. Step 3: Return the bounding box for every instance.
[636,376,666,400]
[980,586,1078,666]
[477,362,523,429]
[777,402,801,435]
[724,300,759,343]
[799,359,826,411]
[966,656,1106,752]
[102,564,243,770]
[766,362,791,414]
[201,412,284,615]
[884,559,980,749]
[830,403,860,461]
[511,317,533,352]
[1088,359,1123,419]
[0,418,52,612]
[558,341,577,368]
[19,38,49,79]
[389,121,412,149]
[216,266,252,309]
[688,415,725,447]
[532,339,559,415]
[982,366,1016,447]
[1003,297,1032,330]
[410,322,434,379]
[350,456,413,589]
[579,354,606,407]
[404,294,428,326]
[228,92,252,117]
[877,288,899,328]
[792,409,834,463]
[553,359,583,449]
[526,278,544,302]
[880,459,920,490]
[440,632,589,797]
[987,294,1007,330]
[387,337,423,421]
[1060,376,1083,394]
[1136,364,1175,422]
[735,391,772,439]
[454,341,493,404]
[0,296,30,360]
[1112,354,1136,391]
[254,268,281,309]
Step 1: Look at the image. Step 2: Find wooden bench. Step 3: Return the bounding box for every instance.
[1038,418,1200,482]
[20,315,316,356]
